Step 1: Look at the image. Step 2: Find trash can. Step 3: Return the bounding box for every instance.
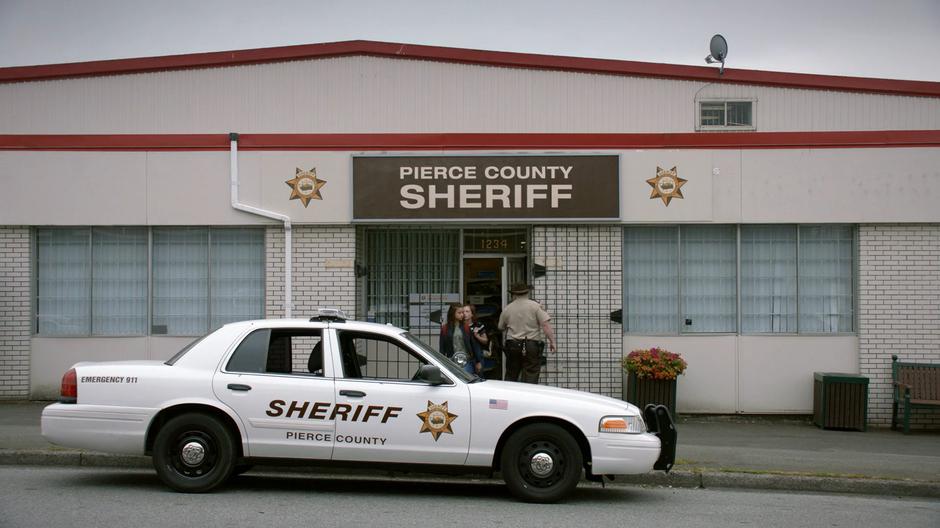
[813,372,868,431]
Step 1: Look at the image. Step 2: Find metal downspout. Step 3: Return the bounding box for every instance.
[229,133,292,318]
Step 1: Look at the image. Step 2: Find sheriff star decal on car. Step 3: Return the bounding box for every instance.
[416,400,457,441]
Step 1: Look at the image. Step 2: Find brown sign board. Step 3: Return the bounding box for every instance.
[353,155,619,221]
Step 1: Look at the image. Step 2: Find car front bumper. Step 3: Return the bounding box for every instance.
[643,404,678,471]
[588,404,677,475]
[588,431,661,474]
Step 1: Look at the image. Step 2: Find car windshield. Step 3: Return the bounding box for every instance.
[400,332,479,383]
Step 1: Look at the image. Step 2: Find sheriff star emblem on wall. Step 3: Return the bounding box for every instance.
[416,400,458,441]
[647,166,687,206]
[285,167,327,207]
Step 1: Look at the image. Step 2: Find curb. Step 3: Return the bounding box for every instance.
[2,449,938,499]
[0,449,149,469]
[613,470,940,499]
[700,471,940,498]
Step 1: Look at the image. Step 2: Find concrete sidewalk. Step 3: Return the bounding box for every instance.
[2,401,938,498]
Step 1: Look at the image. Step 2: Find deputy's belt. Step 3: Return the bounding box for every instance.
[506,338,543,344]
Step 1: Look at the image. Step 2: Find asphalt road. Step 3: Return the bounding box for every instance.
[1,466,938,528]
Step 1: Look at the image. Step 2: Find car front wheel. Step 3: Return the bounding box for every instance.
[153,412,236,493]
[500,423,583,503]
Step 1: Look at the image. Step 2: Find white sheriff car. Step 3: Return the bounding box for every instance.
[42,310,676,503]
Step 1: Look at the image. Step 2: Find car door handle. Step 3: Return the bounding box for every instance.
[339,390,366,398]
[227,384,252,392]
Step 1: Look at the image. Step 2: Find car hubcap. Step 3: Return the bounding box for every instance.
[529,452,554,476]
[180,441,206,467]
[169,430,217,478]
[518,439,565,488]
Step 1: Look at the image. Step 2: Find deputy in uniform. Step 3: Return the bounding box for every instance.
[498,283,556,384]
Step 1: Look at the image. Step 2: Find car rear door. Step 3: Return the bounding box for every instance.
[213,326,335,460]
[329,328,471,465]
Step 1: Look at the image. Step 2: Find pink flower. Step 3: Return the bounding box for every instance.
[622,347,687,380]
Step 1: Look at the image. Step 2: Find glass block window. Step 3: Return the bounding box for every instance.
[36,228,148,336]
[623,226,678,333]
[680,225,737,333]
[741,225,798,333]
[152,228,209,336]
[624,225,854,335]
[210,228,265,330]
[36,228,93,336]
[799,225,855,333]
[92,227,149,335]
[36,227,263,337]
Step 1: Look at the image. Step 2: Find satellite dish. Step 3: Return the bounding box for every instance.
[705,34,728,75]
[710,34,727,61]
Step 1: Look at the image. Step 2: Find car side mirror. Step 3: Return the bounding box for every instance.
[417,364,444,385]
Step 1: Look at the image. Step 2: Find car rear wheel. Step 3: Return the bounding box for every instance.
[500,423,583,503]
[153,412,236,493]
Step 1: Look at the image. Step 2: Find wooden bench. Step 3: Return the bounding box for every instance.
[891,355,940,434]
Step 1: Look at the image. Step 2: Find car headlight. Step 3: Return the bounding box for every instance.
[599,415,645,434]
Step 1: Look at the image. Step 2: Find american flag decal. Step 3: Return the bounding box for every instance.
[488,399,508,410]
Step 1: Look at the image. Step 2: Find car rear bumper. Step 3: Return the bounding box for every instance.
[41,403,153,455]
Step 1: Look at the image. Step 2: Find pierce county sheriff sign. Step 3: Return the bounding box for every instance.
[353,155,619,220]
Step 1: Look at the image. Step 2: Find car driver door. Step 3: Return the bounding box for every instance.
[330,329,471,465]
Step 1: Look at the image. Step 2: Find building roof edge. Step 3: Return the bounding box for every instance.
[1,40,938,98]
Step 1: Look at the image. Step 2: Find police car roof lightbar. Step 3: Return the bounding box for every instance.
[312,308,347,322]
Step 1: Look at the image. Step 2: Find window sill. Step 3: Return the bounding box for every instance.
[695,126,757,132]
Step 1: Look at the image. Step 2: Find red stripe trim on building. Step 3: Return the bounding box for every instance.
[1,131,939,151]
[1,40,938,98]
[0,134,226,150]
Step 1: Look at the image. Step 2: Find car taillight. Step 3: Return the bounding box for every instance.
[60,368,77,403]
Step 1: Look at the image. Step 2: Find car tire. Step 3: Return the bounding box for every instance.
[153,412,236,493]
[500,423,583,503]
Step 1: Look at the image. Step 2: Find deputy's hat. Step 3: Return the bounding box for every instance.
[509,283,532,295]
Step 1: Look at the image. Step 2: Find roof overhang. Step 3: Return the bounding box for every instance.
[1,40,938,98]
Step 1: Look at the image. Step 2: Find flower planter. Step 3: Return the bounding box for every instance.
[625,371,677,416]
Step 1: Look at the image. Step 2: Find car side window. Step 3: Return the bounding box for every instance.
[337,331,426,382]
[227,328,326,376]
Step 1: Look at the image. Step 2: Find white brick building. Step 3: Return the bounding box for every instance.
[858,225,940,428]
[1,41,938,428]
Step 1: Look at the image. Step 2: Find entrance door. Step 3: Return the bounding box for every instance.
[463,256,528,379]
[463,255,528,317]
[463,257,503,324]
